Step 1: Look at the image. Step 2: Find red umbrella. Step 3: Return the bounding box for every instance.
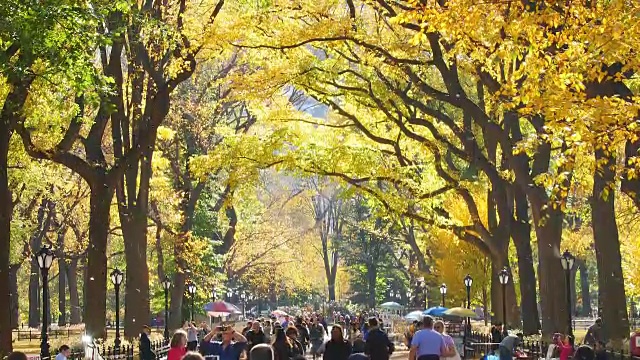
[204,301,241,316]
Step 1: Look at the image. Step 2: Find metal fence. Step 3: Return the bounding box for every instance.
[48,339,168,360]
[14,326,165,342]
[466,331,640,360]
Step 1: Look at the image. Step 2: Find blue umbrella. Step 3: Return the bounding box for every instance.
[424,306,448,316]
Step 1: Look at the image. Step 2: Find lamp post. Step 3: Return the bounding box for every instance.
[240,292,246,318]
[418,277,426,308]
[463,274,473,360]
[498,267,509,335]
[440,284,447,307]
[560,250,575,338]
[406,291,412,307]
[162,276,171,341]
[110,268,124,348]
[187,282,196,322]
[36,246,55,360]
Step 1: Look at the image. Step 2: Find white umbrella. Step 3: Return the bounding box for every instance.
[380,301,403,310]
[405,310,424,322]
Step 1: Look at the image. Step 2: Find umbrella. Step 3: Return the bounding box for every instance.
[380,302,403,310]
[444,307,476,317]
[424,306,448,316]
[405,310,424,322]
[204,301,241,316]
[272,309,288,317]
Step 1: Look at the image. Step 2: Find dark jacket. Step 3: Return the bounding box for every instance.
[247,330,268,350]
[295,324,310,345]
[291,339,305,359]
[272,341,293,360]
[323,339,352,360]
[139,332,155,360]
[364,328,394,360]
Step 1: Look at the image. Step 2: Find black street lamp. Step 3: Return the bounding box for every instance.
[212,288,218,302]
[406,290,412,307]
[187,282,196,322]
[240,292,247,318]
[162,276,171,341]
[498,267,509,335]
[417,277,427,308]
[36,246,55,360]
[463,274,473,360]
[440,283,447,307]
[110,268,124,348]
[560,250,575,338]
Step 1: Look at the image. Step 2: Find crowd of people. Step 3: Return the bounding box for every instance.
[156,312,396,360]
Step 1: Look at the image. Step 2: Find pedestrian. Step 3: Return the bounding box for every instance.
[264,320,273,343]
[140,325,155,360]
[243,321,254,336]
[251,344,275,360]
[295,317,310,351]
[272,327,293,360]
[55,345,71,360]
[364,317,394,360]
[409,315,447,360]
[309,318,325,360]
[286,326,306,360]
[491,324,503,352]
[574,345,596,360]
[7,352,28,360]
[247,321,268,353]
[498,333,523,360]
[167,330,188,360]
[584,319,603,346]
[323,325,352,360]
[594,341,608,360]
[433,321,458,360]
[557,334,574,360]
[200,325,248,360]
[185,322,199,351]
[182,352,205,360]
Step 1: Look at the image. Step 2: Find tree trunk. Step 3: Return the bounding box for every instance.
[28,254,41,328]
[85,181,115,339]
[591,147,629,342]
[121,207,150,337]
[490,258,518,328]
[577,260,592,317]
[67,258,81,324]
[169,271,186,330]
[57,230,67,326]
[367,264,377,308]
[9,264,20,329]
[512,186,541,335]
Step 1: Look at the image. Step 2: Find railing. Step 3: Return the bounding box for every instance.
[466,331,640,360]
[13,326,165,342]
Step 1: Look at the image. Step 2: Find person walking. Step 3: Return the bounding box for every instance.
[286,327,306,360]
[364,317,394,360]
[251,344,275,360]
[433,321,458,360]
[272,327,293,360]
[323,325,352,360]
[139,325,155,360]
[309,318,325,360]
[409,316,447,360]
[167,330,188,360]
[247,321,268,356]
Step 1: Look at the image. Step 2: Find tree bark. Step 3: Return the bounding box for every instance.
[28,246,42,328]
[67,258,81,324]
[9,264,20,329]
[57,228,67,326]
[577,260,592,317]
[591,147,629,342]
[84,180,115,339]
[367,263,377,308]
[512,186,541,335]
[490,256,518,328]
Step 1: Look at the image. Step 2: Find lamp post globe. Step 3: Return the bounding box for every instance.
[498,267,509,334]
[439,283,447,307]
[561,250,575,338]
[162,276,171,341]
[406,290,412,306]
[110,268,124,348]
[186,282,196,322]
[36,246,55,360]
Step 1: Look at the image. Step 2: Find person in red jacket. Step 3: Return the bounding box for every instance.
[168,330,188,360]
